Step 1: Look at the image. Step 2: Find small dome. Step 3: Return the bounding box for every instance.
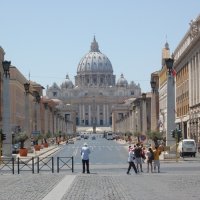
[61,75,74,89]
[49,82,60,90]
[117,74,128,87]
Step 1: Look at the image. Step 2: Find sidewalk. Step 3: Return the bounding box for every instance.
[15,142,65,160]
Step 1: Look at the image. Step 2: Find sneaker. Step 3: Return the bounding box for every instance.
[127,172,131,175]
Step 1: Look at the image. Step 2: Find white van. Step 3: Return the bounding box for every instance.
[177,139,196,157]
[106,132,113,140]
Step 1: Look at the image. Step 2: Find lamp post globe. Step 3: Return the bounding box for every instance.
[24,82,30,95]
[165,57,174,75]
[150,80,156,93]
[2,61,11,78]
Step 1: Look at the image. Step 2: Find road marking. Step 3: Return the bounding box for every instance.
[42,175,76,200]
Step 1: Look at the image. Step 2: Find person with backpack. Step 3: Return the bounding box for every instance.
[134,143,143,173]
[146,147,154,173]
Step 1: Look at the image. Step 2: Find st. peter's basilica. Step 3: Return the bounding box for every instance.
[46,37,141,131]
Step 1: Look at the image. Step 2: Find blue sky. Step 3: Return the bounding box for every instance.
[0,1,200,93]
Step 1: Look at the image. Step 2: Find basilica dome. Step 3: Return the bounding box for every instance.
[77,37,113,74]
[61,75,74,89]
[117,74,128,87]
[75,37,115,87]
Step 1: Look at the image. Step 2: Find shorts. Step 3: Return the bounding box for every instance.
[135,157,142,164]
[154,160,160,167]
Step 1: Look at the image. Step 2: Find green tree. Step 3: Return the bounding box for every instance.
[14,132,28,149]
[146,131,164,147]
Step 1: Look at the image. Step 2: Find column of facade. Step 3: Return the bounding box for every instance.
[106,104,109,126]
[127,114,130,132]
[194,54,197,105]
[44,106,48,134]
[48,109,51,135]
[89,105,91,125]
[35,103,39,131]
[97,105,99,126]
[130,111,133,132]
[136,108,140,133]
[112,111,115,131]
[83,104,85,125]
[79,104,82,125]
[192,57,195,106]
[197,51,200,104]
[97,75,100,86]
[54,112,57,134]
[103,104,106,126]
[198,50,200,104]
[142,100,147,134]
[189,59,192,107]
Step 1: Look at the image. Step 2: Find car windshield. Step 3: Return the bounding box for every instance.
[184,141,195,146]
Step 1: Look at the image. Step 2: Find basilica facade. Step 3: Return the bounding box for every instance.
[46,37,141,130]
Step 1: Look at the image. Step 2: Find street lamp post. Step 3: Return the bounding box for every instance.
[33,91,41,136]
[150,79,157,131]
[24,82,31,150]
[165,56,176,146]
[142,93,147,135]
[2,60,12,157]
[24,82,30,137]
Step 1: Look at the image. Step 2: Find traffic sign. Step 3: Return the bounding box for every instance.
[32,131,40,135]
[140,135,146,141]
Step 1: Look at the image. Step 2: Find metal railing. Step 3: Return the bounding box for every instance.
[0,156,74,174]
[57,156,74,173]
[0,157,14,174]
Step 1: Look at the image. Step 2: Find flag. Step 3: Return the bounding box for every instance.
[172,68,176,77]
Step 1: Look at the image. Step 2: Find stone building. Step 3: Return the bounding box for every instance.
[46,37,141,132]
[173,14,200,144]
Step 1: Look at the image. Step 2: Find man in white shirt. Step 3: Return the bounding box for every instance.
[81,143,91,173]
[127,148,137,175]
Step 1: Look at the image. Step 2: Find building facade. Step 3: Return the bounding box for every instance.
[46,37,141,132]
[173,14,200,144]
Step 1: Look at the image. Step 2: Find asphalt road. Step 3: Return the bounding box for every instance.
[53,134,129,172]
[1,136,200,200]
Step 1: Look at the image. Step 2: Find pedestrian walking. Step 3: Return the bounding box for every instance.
[141,147,146,163]
[127,148,137,175]
[81,143,91,174]
[134,143,143,172]
[153,146,161,173]
[146,147,154,173]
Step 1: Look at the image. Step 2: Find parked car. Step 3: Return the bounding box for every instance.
[76,136,81,140]
[84,135,89,139]
[68,139,74,144]
[91,136,96,140]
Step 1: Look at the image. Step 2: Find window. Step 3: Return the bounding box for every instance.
[53,92,57,97]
